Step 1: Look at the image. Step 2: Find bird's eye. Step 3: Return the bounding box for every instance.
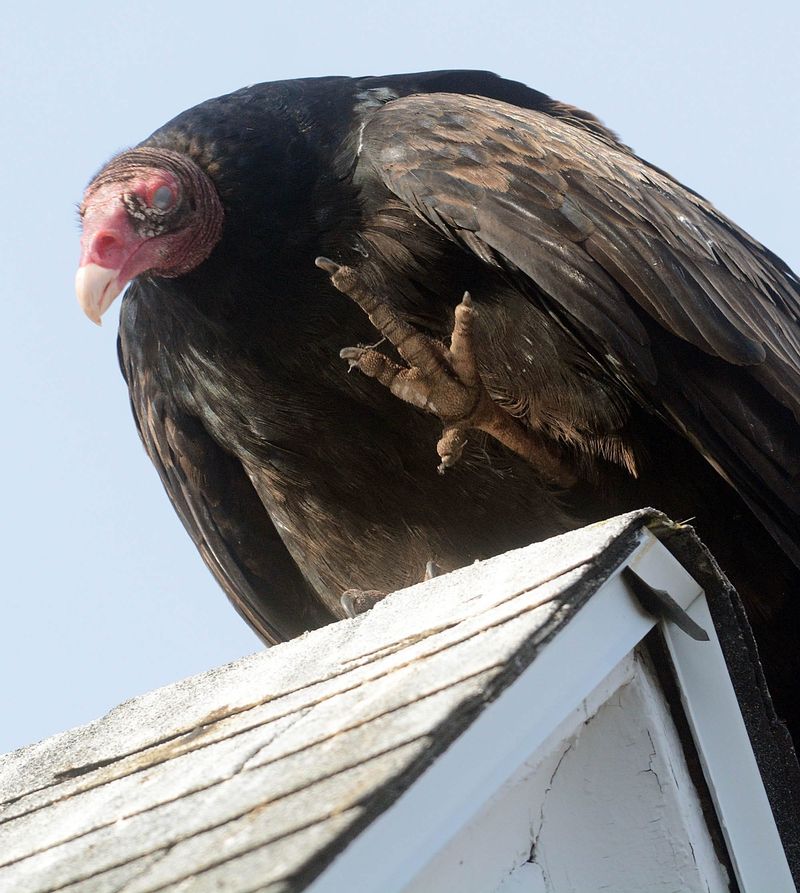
[151,185,175,211]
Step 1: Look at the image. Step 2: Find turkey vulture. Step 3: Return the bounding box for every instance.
[76,70,800,738]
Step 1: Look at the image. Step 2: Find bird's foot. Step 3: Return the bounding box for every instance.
[340,561,443,618]
[424,560,442,580]
[316,258,576,486]
[340,589,387,618]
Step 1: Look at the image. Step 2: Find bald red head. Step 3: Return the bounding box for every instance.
[76,148,223,324]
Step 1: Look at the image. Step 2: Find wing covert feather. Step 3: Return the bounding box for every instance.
[361,93,800,414]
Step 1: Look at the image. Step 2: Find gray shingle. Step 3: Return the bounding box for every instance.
[1,510,796,892]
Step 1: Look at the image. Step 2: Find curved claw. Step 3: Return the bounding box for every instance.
[339,346,366,372]
[339,346,365,361]
[437,425,469,474]
[315,256,341,276]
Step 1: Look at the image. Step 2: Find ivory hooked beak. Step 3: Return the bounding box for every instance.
[75,264,123,325]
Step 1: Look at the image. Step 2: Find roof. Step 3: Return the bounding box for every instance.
[1,510,798,892]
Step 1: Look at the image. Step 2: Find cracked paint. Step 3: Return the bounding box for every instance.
[406,651,728,893]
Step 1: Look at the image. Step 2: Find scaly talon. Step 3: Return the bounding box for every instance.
[319,261,578,487]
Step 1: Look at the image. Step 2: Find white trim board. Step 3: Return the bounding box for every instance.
[663,593,792,889]
[308,528,794,893]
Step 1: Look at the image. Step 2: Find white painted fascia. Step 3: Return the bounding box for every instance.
[308,528,795,893]
[662,590,793,890]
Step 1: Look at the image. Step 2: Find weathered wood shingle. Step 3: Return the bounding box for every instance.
[0,510,795,892]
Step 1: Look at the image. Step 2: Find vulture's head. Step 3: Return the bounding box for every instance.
[76,147,224,324]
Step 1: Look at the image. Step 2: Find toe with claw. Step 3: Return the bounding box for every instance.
[316,258,577,487]
[340,589,387,618]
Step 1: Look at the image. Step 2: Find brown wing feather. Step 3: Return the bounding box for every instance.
[361,93,800,409]
[359,92,800,561]
[117,308,335,644]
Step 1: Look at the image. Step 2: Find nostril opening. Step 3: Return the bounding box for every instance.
[91,232,124,266]
[95,234,118,255]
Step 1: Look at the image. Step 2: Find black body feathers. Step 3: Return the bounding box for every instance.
[111,71,799,733]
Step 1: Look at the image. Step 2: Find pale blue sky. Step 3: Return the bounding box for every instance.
[1,0,797,754]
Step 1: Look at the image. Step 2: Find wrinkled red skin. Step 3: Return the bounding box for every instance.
[78,170,182,282]
[77,146,225,324]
